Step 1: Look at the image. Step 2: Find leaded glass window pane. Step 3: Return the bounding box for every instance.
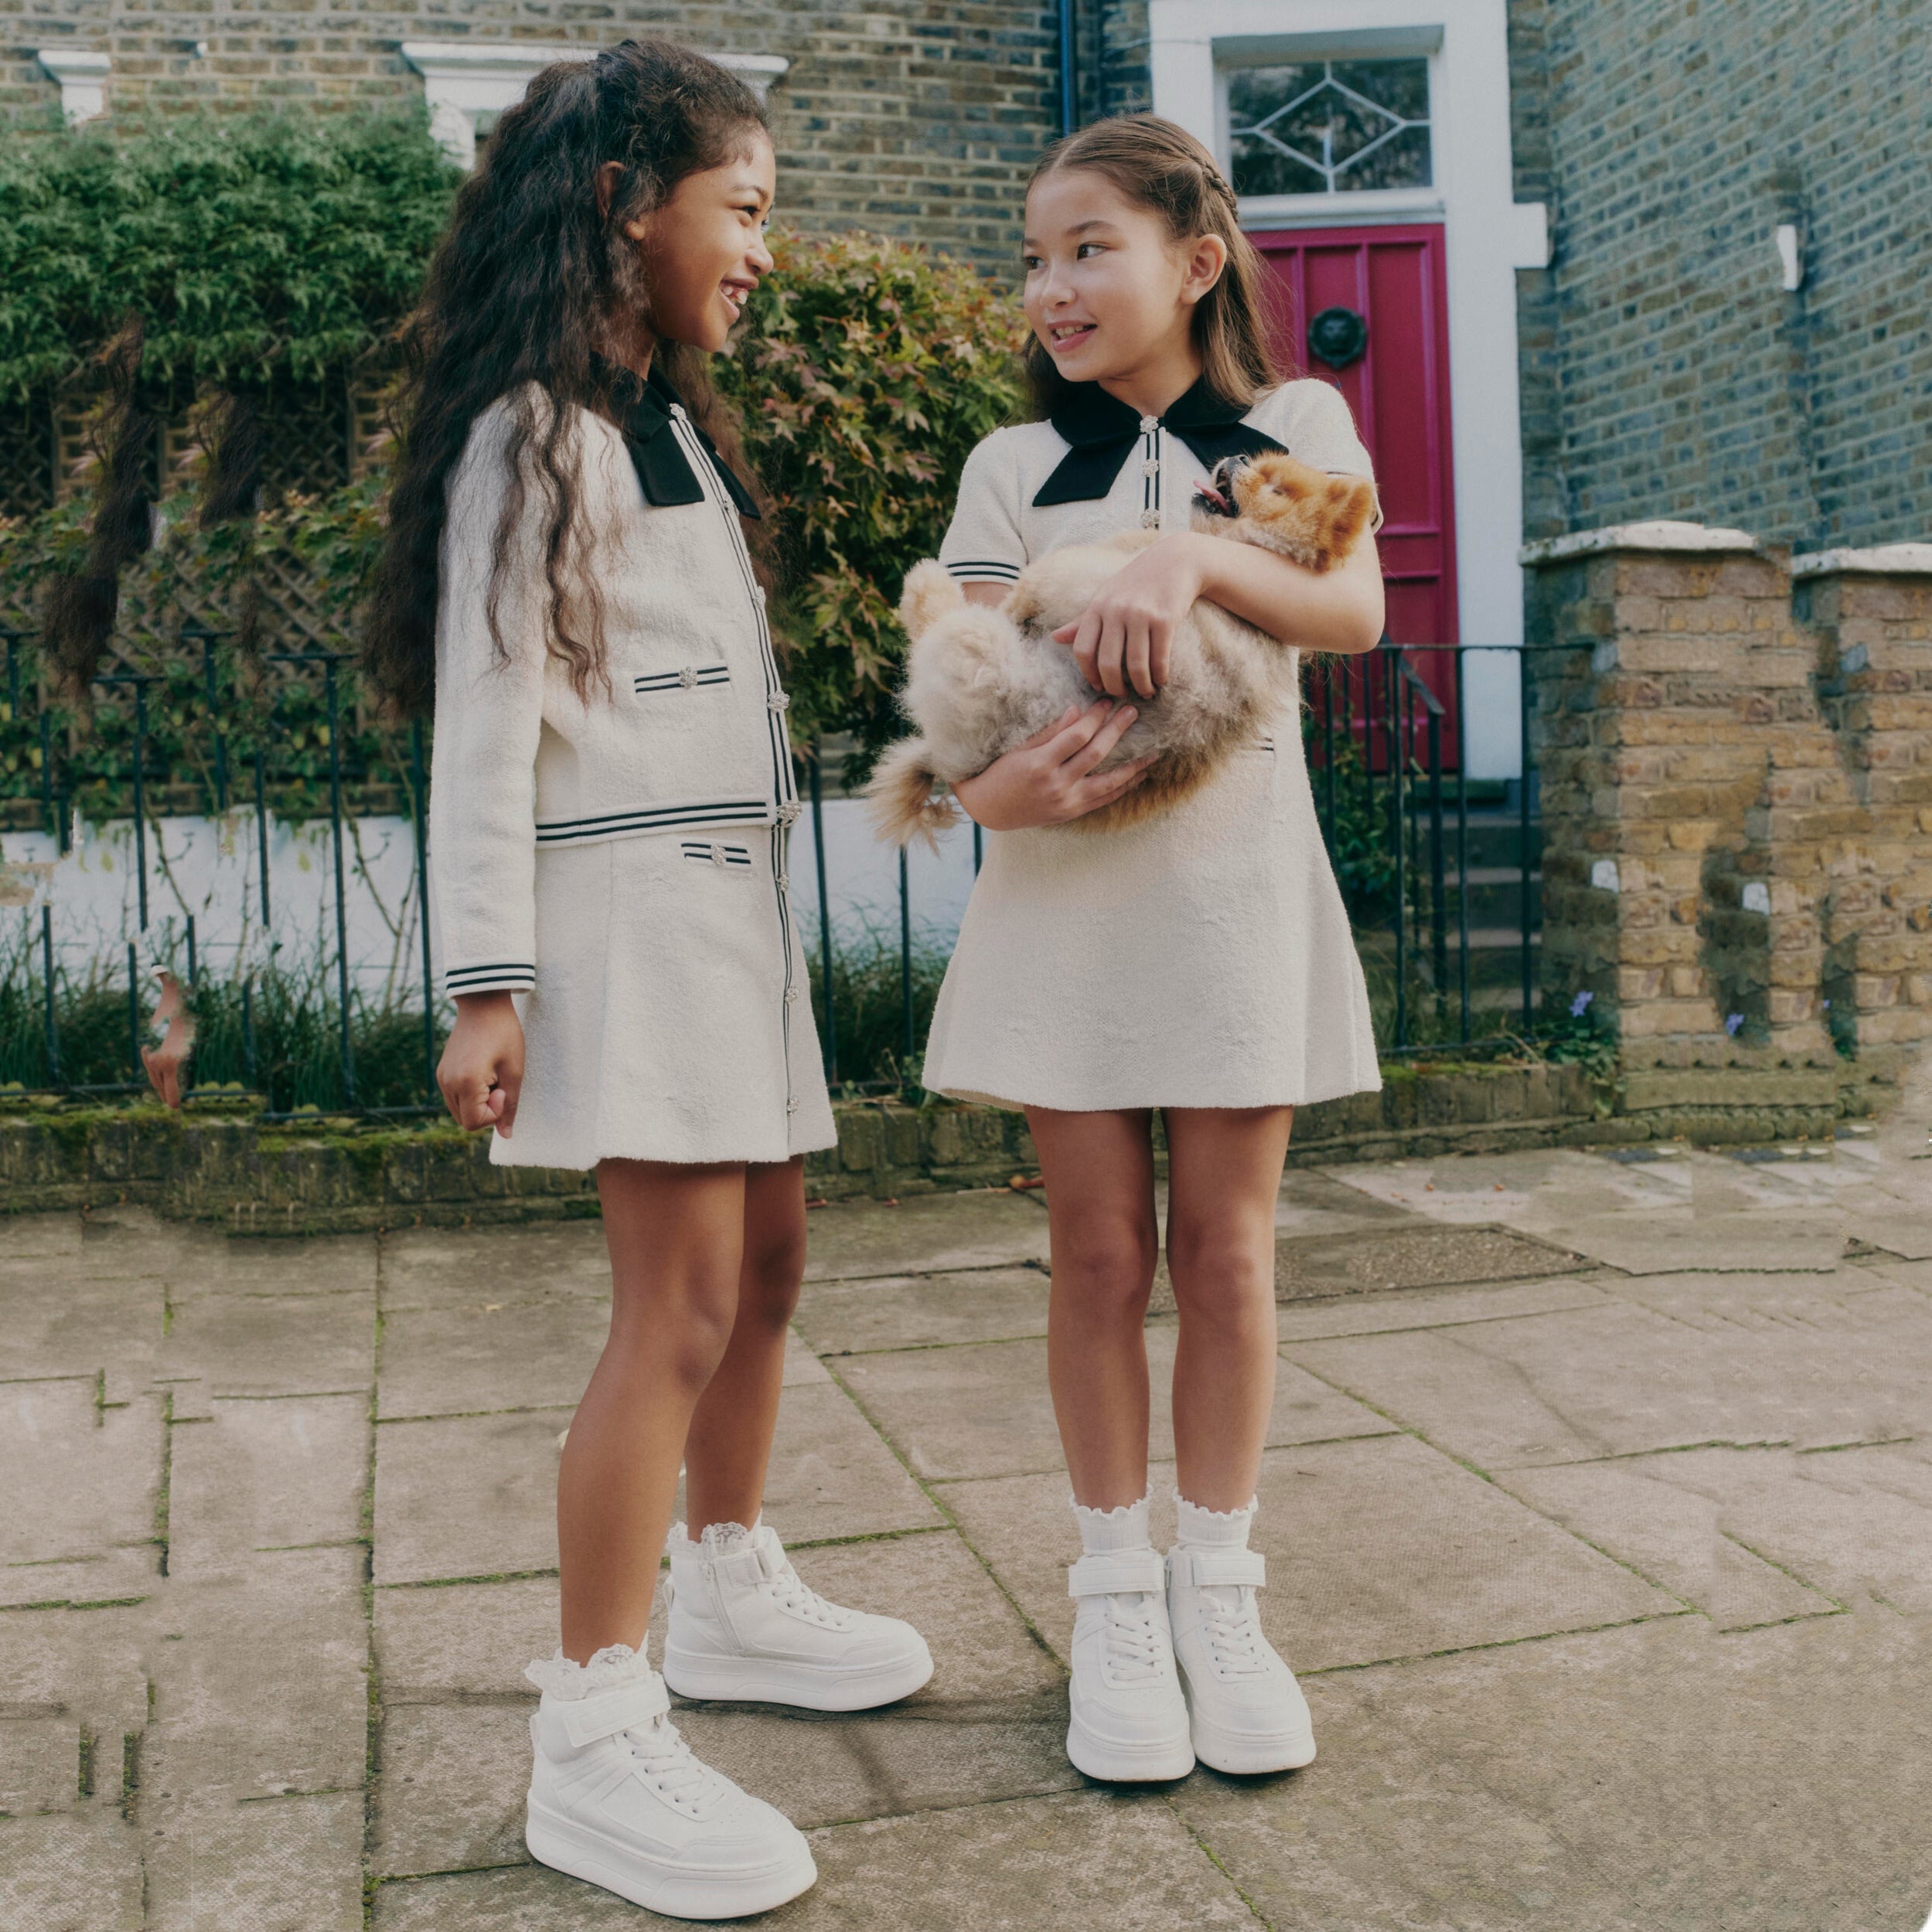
[1228,56,1432,198]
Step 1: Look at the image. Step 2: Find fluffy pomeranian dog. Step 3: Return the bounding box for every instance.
[868,451,1375,844]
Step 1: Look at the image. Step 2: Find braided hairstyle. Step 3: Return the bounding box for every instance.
[1021,114,1290,420]
[364,39,773,716]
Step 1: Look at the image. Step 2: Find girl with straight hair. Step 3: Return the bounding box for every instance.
[923,113,1385,1781]
[365,40,931,1920]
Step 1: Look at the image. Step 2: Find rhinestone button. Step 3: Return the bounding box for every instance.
[779,802,802,826]
[767,690,790,713]
[785,986,801,1005]
[754,585,767,605]
[1140,509,1160,529]
[677,665,697,688]
[785,1097,799,1115]
[709,843,728,869]
[777,872,790,891]
[1140,458,1160,478]
[1139,414,1159,433]
[669,403,687,421]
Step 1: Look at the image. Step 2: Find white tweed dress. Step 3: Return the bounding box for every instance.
[428,372,835,1170]
[920,377,1382,1113]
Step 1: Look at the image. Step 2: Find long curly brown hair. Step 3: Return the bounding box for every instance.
[363,39,772,717]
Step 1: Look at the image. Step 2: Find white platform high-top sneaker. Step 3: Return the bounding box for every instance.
[523,1647,816,1920]
[1167,1544,1317,1774]
[662,1521,934,1712]
[1065,1549,1195,1781]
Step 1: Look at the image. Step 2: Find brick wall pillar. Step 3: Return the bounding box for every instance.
[1795,547,1932,1057]
[1525,525,1932,1074]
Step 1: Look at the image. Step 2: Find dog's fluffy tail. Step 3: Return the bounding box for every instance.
[865,738,960,850]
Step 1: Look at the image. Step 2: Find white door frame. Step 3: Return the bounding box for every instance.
[1147,0,1546,778]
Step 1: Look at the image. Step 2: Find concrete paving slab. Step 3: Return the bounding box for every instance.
[374,1412,563,1586]
[158,1289,375,1412]
[372,1701,530,1878]
[1328,1147,1851,1274]
[730,1382,942,1544]
[945,1433,1677,1674]
[1289,1290,1932,1470]
[162,1228,379,1300]
[1515,1441,1932,1616]
[0,1604,149,1732]
[1170,1612,1932,1932]
[1273,1222,1593,1298]
[838,1327,1388,1484]
[168,1395,369,1576]
[372,1787,1258,1932]
[380,1220,611,1311]
[1495,1460,1833,1628]
[782,1328,832,1386]
[1273,1165,1424,1235]
[141,1549,370,1803]
[0,1267,164,1407]
[0,1807,145,1931]
[794,1266,1050,1357]
[145,1789,364,1931]
[0,1713,82,1813]
[1,1212,84,1261]
[802,1191,1051,1283]
[377,1300,607,1422]
[1,1382,161,1584]
[1275,1275,1619,1343]
[375,1576,560,1702]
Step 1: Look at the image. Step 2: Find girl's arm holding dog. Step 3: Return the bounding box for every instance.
[1053,528,1384,702]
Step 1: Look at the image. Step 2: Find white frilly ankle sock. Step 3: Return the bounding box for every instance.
[1174,1494,1257,1550]
[1072,1492,1153,1554]
[525,1643,653,1700]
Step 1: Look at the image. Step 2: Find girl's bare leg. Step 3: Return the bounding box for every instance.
[1026,1106,1160,1509]
[557,1158,747,1664]
[683,1157,808,1532]
[1163,1106,1295,1512]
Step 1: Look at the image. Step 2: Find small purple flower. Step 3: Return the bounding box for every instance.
[1725,1012,1744,1036]
[1569,990,1595,1018]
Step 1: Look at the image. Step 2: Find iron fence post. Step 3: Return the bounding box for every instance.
[898,843,914,1082]
[131,678,151,931]
[323,657,354,1104]
[808,746,837,1084]
[41,904,58,1085]
[1519,645,1534,1031]
[126,940,141,1083]
[411,718,436,1100]
[1428,698,1446,1018]
[254,737,271,927]
[1455,649,1470,1043]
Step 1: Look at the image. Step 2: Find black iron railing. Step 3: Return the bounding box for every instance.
[3,632,1556,1110]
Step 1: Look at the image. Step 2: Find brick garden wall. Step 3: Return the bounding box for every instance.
[6,2,1075,271]
[1510,0,1932,550]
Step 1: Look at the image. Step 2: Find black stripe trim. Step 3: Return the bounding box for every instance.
[445,961,535,980]
[535,799,771,845]
[634,663,731,690]
[945,560,1021,578]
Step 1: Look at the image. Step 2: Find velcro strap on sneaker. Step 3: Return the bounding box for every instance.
[555,1675,670,1748]
[1170,1548,1266,1590]
[1068,1549,1167,1598]
[712,1545,768,1588]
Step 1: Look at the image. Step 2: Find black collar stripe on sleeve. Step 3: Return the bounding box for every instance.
[1032,375,1288,507]
[602,359,763,520]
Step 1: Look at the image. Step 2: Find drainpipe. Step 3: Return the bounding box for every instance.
[1058,0,1078,135]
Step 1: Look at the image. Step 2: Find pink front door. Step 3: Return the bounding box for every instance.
[1249,224,1460,753]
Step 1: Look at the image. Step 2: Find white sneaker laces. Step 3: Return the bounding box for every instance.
[766,1559,858,1630]
[1102,1593,1167,1683]
[1201,1588,1269,1676]
[623,1715,726,1812]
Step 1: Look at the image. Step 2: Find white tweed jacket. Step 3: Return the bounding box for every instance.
[428,382,797,1000]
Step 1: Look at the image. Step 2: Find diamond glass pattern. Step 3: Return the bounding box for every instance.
[1228,57,1432,199]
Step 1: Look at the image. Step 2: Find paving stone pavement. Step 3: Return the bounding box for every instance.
[4,1089,1931,1930]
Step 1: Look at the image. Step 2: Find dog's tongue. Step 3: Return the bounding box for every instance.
[1194,482,1232,516]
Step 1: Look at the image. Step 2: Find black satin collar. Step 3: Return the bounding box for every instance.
[1033,376,1287,508]
[603,359,762,520]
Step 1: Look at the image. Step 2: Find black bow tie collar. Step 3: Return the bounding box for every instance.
[605,361,762,520]
[1033,376,1288,508]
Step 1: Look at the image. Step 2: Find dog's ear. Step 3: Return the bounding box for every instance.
[898,559,963,640]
